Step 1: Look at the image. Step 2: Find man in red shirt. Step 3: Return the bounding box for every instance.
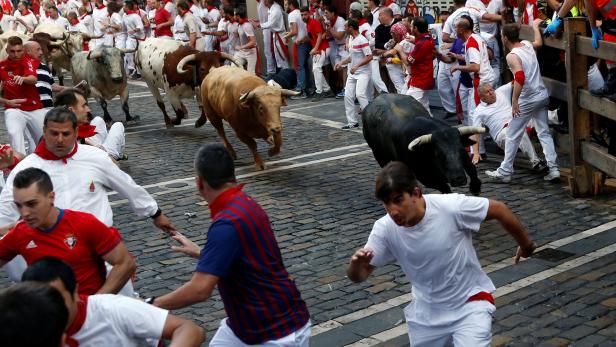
[0,36,46,155]
[0,167,136,296]
[302,6,333,100]
[148,0,173,39]
[404,17,434,117]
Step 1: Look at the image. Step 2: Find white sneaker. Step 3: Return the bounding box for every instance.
[485,170,512,183]
[544,169,560,182]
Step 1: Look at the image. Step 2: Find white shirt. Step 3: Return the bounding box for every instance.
[0,144,159,227]
[238,21,255,51]
[92,5,109,37]
[509,40,547,102]
[478,0,501,37]
[359,21,375,48]
[260,2,285,33]
[465,33,495,85]
[365,194,494,313]
[66,0,82,16]
[164,1,177,21]
[80,13,94,35]
[257,0,268,24]
[370,6,381,30]
[173,14,188,40]
[473,83,512,139]
[123,12,144,40]
[68,20,88,34]
[42,16,70,29]
[287,9,306,42]
[349,34,372,75]
[328,16,346,45]
[442,6,482,39]
[182,11,202,38]
[71,294,168,347]
[205,7,220,27]
[13,10,37,33]
[387,2,401,16]
[0,13,15,34]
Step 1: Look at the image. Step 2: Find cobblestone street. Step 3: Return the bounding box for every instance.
[2,80,616,346]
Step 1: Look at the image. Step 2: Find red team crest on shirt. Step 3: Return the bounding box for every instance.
[64,234,78,249]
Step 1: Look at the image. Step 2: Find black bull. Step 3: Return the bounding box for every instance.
[362,94,485,195]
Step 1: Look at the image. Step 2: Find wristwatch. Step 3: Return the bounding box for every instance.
[145,296,156,305]
[150,208,162,219]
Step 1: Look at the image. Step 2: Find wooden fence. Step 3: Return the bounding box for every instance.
[519,17,616,197]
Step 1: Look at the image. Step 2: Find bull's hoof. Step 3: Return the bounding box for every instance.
[255,162,265,170]
[268,148,280,157]
[125,115,140,126]
[171,117,183,126]
[194,117,207,128]
[164,117,174,128]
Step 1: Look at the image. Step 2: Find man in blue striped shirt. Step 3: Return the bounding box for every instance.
[151,144,311,346]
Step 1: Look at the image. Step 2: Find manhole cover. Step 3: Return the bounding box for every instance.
[533,248,575,262]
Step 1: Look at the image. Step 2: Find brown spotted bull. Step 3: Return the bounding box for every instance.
[199,66,299,170]
[135,37,244,128]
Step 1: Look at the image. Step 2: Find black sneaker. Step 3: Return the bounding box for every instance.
[532,160,548,173]
[290,91,308,100]
[444,112,457,119]
[322,90,334,98]
[341,123,359,130]
[311,93,323,102]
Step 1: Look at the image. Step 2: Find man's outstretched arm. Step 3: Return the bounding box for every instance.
[485,199,536,264]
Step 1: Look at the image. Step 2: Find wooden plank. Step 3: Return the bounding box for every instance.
[576,36,616,62]
[564,17,593,196]
[581,142,616,179]
[578,89,616,122]
[519,24,566,50]
[543,78,568,102]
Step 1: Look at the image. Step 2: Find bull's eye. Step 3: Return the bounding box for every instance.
[96,57,104,64]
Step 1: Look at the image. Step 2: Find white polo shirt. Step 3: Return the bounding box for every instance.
[365,194,494,314]
[348,34,372,75]
[287,9,307,42]
[70,294,168,347]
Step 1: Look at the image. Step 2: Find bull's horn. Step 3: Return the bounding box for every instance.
[457,126,486,136]
[87,49,103,60]
[280,89,301,97]
[219,52,245,68]
[177,53,197,74]
[239,91,254,103]
[121,47,137,54]
[408,134,433,151]
[49,32,69,46]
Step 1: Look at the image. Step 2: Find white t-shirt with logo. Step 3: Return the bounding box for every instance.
[359,21,375,48]
[348,34,373,76]
[365,193,494,315]
[287,9,307,42]
[71,294,168,347]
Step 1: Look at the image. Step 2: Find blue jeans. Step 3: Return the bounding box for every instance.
[296,42,312,91]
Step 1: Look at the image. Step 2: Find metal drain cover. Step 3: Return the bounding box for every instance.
[533,248,575,262]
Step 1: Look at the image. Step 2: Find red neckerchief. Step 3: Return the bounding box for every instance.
[20,8,31,15]
[79,13,88,20]
[65,295,88,347]
[209,183,245,219]
[95,4,105,9]
[359,18,367,25]
[70,17,79,25]
[481,0,490,4]
[329,14,337,27]
[207,5,215,11]
[239,18,248,24]
[180,9,192,16]
[77,124,97,139]
[0,12,3,21]
[34,139,78,164]
[124,9,138,15]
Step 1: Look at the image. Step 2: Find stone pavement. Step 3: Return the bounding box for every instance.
[1,80,616,346]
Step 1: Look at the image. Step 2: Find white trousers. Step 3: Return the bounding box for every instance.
[344,73,371,125]
[386,62,406,94]
[262,28,275,74]
[407,301,494,347]
[495,127,540,164]
[497,96,558,175]
[312,49,331,93]
[125,37,138,72]
[90,117,125,160]
[371,59,389,93]
[437,61,459,114]
[4,255,136,297]
[204,35,217,52]
[235,49,258,74]
[405,86,432,117]
[4,108,46,154]
[210,318,311,347]
[89,37,104,50]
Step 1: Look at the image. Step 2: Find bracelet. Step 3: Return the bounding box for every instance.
[150,208,162,219]
[145,296,156,305]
